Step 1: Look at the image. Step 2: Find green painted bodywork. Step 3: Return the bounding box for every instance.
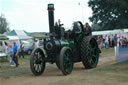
[60,40,74,49]
[46,22,86,63]
[68,40,74,49]
[60,22,85,50]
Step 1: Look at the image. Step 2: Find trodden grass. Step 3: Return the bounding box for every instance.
[48,62,128,85]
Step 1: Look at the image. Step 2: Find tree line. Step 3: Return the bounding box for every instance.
[88,0,128,31]
[0,14,10,34]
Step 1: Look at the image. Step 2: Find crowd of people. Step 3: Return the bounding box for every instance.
[97,34,128,50]
[0,39,40,67]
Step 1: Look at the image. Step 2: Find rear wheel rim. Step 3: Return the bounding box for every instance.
[88,38,99,67]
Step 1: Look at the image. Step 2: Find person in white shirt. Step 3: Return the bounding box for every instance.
[34,40,40,49]
[117,37,120,47]
[105,35,109,48]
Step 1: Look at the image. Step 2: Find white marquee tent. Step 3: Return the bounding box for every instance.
[92,29,128,35]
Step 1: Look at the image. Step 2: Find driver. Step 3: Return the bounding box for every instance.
[84,22,92,36]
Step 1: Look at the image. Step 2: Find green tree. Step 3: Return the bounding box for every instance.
[88,0,128,30]
[0,14,10,34]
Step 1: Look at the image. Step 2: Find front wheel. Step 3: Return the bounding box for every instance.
[59,47,73,75]
[30,48,46,76]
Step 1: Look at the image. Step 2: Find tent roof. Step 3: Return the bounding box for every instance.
[124,29,128,33]
[7,36,19,40]
[7,30,33,39]
[7,30,28,36]
[92,29,124,35]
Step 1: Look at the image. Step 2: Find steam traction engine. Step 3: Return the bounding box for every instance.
[30,4,100,75]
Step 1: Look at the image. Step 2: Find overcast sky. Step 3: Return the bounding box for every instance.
[0,0,92,32]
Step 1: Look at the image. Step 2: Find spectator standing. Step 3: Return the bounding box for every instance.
[34,40,40,49]
[109,35,113,47]
[105,35,109,48]
[4,42,8,54]
[111,35,115,47]
[84,22,92,36]
[4,42,9,60]
[98,36,103,50]
[19,42,24,58]
[114,34,117,46]
[122,36,127,46]
[9,45,14,66]
[13,42,19,67]
[117,37,120,47]
[120,37,123,46]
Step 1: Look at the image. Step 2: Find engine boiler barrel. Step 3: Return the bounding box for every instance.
[47,4,55,34]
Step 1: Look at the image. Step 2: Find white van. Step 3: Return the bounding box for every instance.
[0,40,8,59]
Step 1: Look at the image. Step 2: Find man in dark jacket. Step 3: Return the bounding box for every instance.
[19,42,24,58]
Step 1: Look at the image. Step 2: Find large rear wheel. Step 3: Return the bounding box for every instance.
[30,48,46,76]
[81,36,99,68]
[59,47,73,75]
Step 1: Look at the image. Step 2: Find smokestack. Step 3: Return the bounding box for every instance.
[47,4,55,34]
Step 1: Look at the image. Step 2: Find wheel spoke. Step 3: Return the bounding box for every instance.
[34,64,38,71]
[36,64,39,72]
[91,58,95,65]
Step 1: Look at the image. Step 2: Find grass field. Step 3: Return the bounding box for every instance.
[1,48,128,85]
[0,48,115,79]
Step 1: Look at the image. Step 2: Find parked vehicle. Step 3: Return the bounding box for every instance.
[19,40,34,55]
[0,40,8,60]
[23,46,33,55]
